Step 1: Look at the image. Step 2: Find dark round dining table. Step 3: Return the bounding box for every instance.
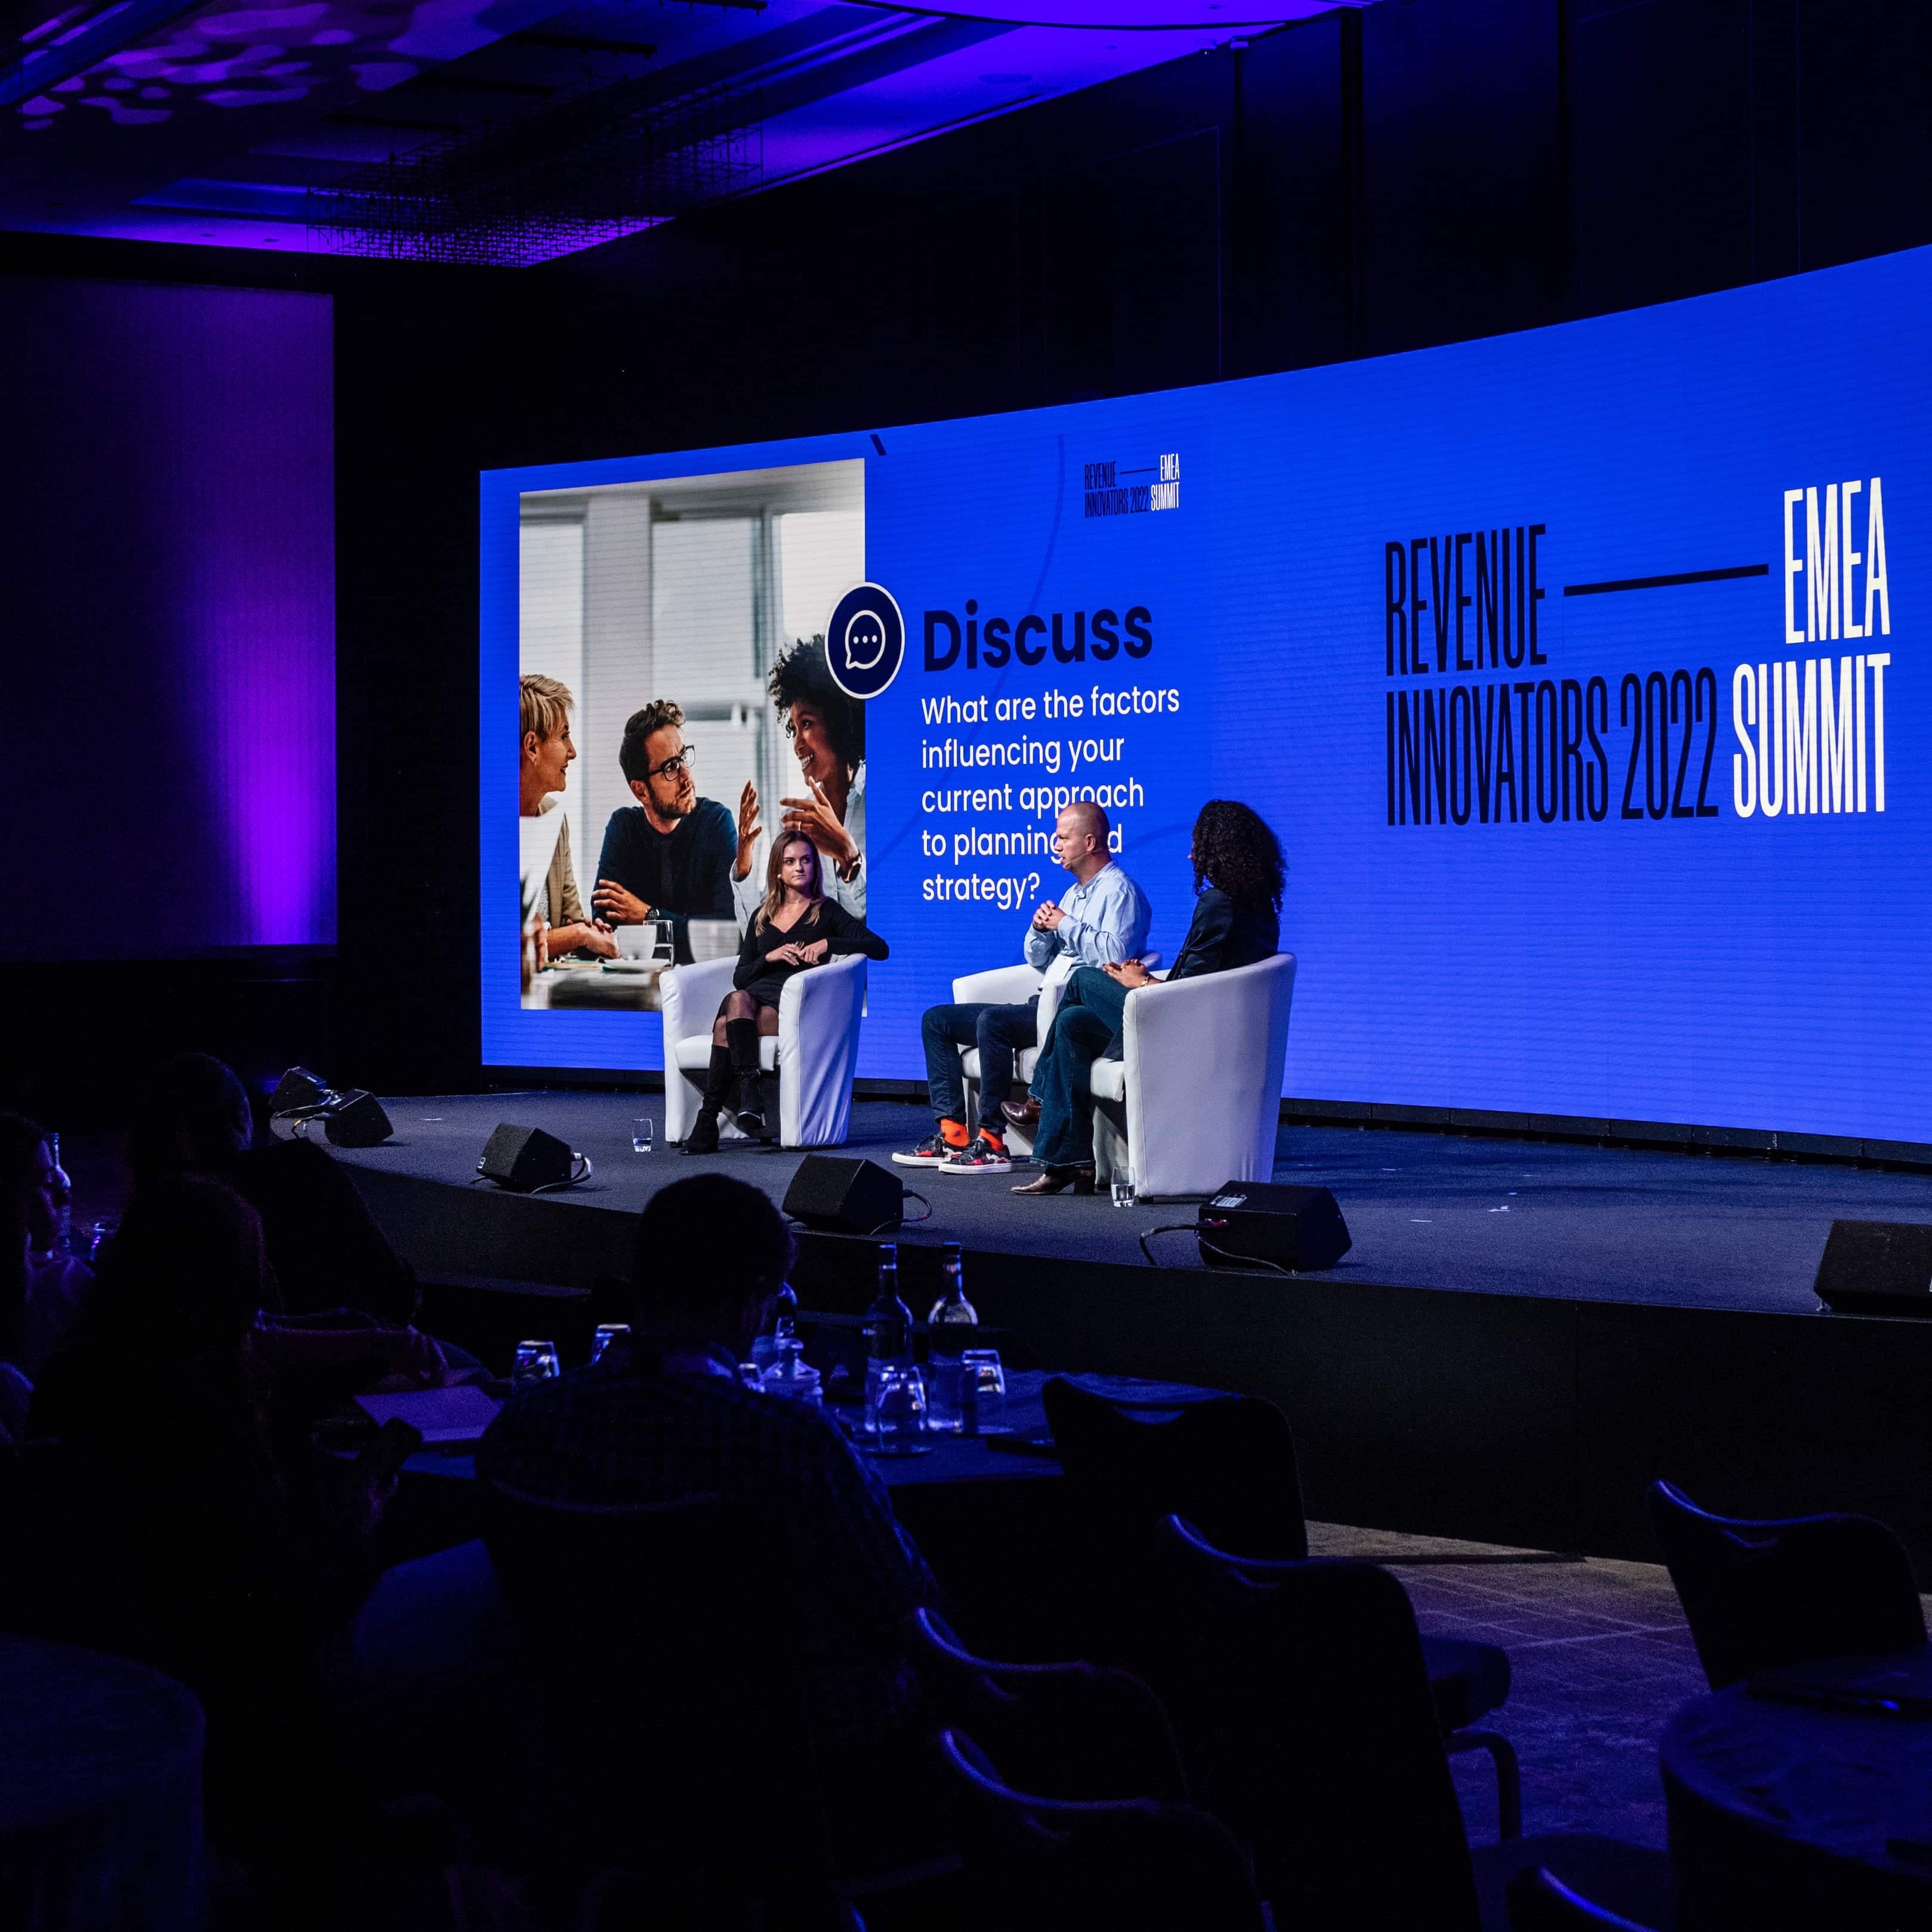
[0,1634,205,1932]
[1662,1650,1932,1930]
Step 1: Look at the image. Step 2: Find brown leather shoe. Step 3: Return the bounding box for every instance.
[1010,1166,1095,1197]
[1000,1097,1042,1129]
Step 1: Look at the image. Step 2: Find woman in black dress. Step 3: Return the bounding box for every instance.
[684,830,889,1152]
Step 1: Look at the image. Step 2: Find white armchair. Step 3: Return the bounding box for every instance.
[1086,953,1296,1200]
[661,951,868,1148]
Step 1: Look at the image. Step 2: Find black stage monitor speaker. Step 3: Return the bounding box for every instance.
[321,1090,392,1149]
[1197,1181,1352,1273]
[479,1123,577,1194]
[1814,1220,1932,1317]
[782,1156,903,1235]
[269,1066,331,1117]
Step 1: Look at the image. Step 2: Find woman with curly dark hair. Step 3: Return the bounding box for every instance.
[1013,799,1284,1195]
[735,636,870,921]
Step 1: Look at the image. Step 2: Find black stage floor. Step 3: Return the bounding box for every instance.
[331,1091,1932,1315]
[334,1092,1932,1574]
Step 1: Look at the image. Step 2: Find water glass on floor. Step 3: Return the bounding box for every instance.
[958,1348,1006,1435]
[1111,1170,1136,1209]
[513,1339,561,1387]
[632,1117,654,1154]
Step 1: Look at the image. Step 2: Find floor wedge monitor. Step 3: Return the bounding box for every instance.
[478,1123,575,1194]
[1814,1220,1932,1317]
[782,1156,904,1235]
[1196,1182,1352,1273]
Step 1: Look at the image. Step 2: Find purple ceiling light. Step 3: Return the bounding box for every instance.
[851,1,1358,26]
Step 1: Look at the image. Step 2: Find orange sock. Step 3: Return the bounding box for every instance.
[978,1129,1006,1151]
[940,1118,970,1148]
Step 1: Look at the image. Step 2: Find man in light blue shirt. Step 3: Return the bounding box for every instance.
[896,801,1152,1176]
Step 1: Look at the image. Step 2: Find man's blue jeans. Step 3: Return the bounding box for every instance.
[921,1001,1038,1124]
[1031,967,1131,1169]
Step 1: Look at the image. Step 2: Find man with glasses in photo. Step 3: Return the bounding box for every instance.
[594,700,758,962]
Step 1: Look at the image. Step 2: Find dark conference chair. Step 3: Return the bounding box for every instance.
[1148,1521,1674,1932]
[482,1482,833,1917]
[908,1604,1189,1805]
[1647,1478,1927,1690]
[1041,1376,1520,1832]
[936,1727,1269,1932]
[1507,1865,1667,1932]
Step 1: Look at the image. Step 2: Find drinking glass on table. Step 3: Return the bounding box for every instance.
[590,1323,630,1364]
[632,1118,655,1154]
[867,1361,928,1454]
[86,1217,120,1264]
[957,1348,1006,1436]
[513,1339,561,1388]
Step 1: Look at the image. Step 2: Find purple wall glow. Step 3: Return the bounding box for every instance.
[0,276,334,955]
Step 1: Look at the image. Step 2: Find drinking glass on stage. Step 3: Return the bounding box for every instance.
[632,1118,654,1154]
[514,1339,561,1388]
[1111,1170,1136,1209]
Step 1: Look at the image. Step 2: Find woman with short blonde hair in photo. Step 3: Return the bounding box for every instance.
[519,673,616,963]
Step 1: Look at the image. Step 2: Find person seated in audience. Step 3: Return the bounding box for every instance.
[24,1178,394,1875]
[1013,798,1284,1197]
[896,799,1151,1178]
[520,671,618,963]
[0,1110,90,1374]
[683,830,888,1151]
[737,636,870,923]
[0,1184,30,1441]
[592,698,758,960]
[129,1053,454,1393]
[477,1173,936,1795]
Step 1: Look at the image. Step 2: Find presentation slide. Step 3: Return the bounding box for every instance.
[482,242,1927,1144]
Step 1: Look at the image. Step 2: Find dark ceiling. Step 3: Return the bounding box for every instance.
[2,0,1352,260]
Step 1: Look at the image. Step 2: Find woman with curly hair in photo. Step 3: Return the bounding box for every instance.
[734,636,870,922]
[1012,799,1285,1197]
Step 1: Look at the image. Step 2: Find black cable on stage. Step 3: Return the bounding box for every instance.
[874,1190,932,1233]
[1139,1223,1297,1276]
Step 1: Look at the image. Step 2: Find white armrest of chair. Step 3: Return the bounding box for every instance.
[1035,953,1077,1048]
[661,956,739,1047]
[952,963,1043,1006]
[778,951,867,1147]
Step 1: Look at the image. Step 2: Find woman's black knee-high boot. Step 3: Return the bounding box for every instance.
[682,1045,732,1154]
[725,1018,766,1133]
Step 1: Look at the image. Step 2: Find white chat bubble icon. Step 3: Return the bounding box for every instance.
[842,608,889,672]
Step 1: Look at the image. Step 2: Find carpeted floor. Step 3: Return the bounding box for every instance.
[335,1090,1932,1313]
[1307,1523,1710,1848]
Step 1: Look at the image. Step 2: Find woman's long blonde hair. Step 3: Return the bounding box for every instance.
[753,830,824,933]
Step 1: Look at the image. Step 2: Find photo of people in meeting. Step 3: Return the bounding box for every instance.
[516,458,867,1009]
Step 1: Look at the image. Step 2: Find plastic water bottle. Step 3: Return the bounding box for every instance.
[751,1281,801,1378]
[862,1244,912,1428]
[44,1132,73,1258]
[925,1243,978,1433]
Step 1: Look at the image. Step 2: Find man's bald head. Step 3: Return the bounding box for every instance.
[1053,800,1111,882]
